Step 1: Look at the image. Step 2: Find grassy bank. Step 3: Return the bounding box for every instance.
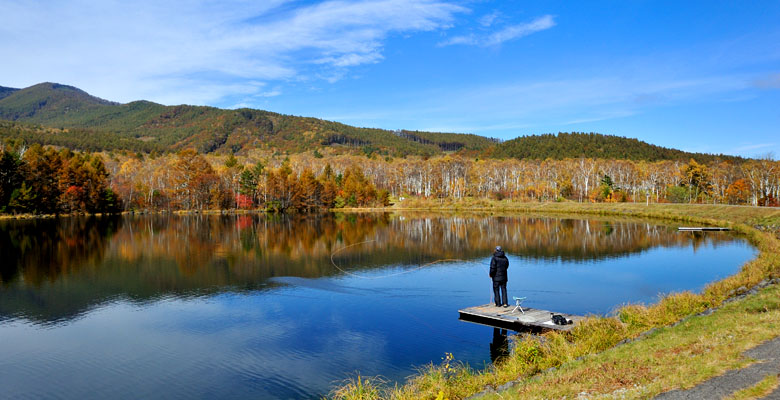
[332,200,780,400]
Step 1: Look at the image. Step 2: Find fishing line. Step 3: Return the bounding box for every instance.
[328,241,529,345]
[329,239,472,280]
[331,240,498,305]
[331,242,569,304]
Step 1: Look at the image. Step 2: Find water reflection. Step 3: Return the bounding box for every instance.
[0,212,757,399]
[0,213,741,323]
[490,328,510,364]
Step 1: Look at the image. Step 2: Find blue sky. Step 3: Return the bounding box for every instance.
[1,0,779,157]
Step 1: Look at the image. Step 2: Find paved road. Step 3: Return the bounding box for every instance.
[654,336,780,399]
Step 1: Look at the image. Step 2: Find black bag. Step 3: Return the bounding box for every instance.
[551,313,571,325]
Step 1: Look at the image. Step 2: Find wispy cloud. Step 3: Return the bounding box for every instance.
[316,52,384,68]
[0,0,466,105]
[440,15,555,47]
[752,72,780,89]
[733,143,777,152]
[478,11,500,27]
[322,70,754,139]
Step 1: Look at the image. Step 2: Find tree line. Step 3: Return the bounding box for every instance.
[0,143,121,214]
[1,144,778,215]
[109,149,389,213]
[107,151,778,210]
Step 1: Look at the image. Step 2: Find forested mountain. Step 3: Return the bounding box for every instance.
[0,86,19,101]
[0,83,116,122]
[0,83,496,156]
[0,82,742,163]
[490,132,742,164]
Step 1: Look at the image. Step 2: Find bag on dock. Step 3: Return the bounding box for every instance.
[551,314,571,325]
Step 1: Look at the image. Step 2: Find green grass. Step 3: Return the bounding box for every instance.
[331,201,780,399]
[725,373,780,400]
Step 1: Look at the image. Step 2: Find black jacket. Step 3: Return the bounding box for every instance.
[490,250,509,282]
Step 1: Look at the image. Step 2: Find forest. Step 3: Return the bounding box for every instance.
[0,143,120,214]
[489,132,742,163]
[1,140,777,215]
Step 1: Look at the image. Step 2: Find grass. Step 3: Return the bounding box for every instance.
[330,200,780,400]
[485,282,780,399]
[725,373,780,400]
[330,375,390,400]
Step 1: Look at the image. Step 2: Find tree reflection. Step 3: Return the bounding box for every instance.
[0,213,740,323]
[0,216,121,286]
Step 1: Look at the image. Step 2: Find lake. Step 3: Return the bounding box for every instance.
[0,213,757,399]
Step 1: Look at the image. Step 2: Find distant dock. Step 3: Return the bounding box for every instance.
[458,304,584,332]
[678,227,731,231]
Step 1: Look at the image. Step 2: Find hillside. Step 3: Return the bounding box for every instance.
[0,82,743,163]
[0,83,496,156]
[0,86,19,101]
[490,132,742,163]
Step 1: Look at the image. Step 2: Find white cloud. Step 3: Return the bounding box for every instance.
[0,0,466,105]
[316,52,384,67]
[440,15,555,47]
[478,11,499,27]
[258,90,282,98]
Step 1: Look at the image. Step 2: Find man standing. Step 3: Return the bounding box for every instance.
[490,246,509,307]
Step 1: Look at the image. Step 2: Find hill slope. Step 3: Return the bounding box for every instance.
[0,82,743,162]
[0,86,19,101]
[0,83,496,156]
[490,132,741,163]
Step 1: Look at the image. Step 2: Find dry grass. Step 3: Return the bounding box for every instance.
[487,283,780,399]
[725,374,780,400]
[330,375,389,400]
[330,201,780,400]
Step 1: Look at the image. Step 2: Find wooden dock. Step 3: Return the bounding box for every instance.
[458,304,584,331]
[678,227,731,231]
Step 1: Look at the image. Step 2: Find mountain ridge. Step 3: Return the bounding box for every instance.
[0,82,743,163]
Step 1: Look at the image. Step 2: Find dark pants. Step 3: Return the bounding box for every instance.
[493,280,507,306]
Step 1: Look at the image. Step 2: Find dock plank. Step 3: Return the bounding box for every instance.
[458,304,584,331]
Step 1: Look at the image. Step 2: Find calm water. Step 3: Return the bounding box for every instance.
[0,213,757,399]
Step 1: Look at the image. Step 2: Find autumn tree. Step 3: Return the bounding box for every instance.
[265,159,303,212]
[172,149,218,210]
[239,161,265,207]
[680,159,712,203]
[725,179,751,205]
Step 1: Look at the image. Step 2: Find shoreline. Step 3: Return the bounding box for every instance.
[330,201,780,399]
[3,200,779,398]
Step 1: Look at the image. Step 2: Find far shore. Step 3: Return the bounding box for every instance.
[2,200,779,228]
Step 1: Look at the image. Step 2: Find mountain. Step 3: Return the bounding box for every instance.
[0,82,743,163]
[0,83,496,156]
[489,132,742,163]
[0,86,19,101]
[0,82,116,123]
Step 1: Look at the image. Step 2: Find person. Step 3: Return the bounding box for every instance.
[489,245,509,307]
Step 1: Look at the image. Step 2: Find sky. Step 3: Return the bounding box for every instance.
[1,0,779,157]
